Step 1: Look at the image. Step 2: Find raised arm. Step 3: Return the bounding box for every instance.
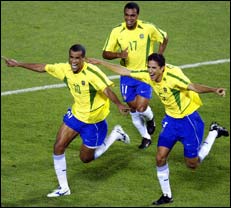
[3,57,46,73]
[87,58,131,76]
[188,83,226,97]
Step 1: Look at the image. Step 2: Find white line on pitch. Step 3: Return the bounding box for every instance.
[1,58,230,96]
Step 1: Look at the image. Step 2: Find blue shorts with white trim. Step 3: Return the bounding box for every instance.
[63,108,108,148]
[120,76,152,102]
[158,111,204,158]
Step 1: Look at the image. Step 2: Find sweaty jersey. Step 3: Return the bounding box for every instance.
[131,64,202,118]
[103,19,167,70]
[45,62,113,123]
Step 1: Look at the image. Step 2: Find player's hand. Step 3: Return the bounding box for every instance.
[216,88,226,97]
[1,56,19,67]
[120,47,128,59]
[118,104,130,115]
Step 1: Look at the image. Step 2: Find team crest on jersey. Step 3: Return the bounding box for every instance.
[163,87,167,93]
[81,81,85,85]
[139,34,144,39]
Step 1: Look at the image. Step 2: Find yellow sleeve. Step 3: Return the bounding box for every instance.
[103,28,120,52]
[45,63,66,81]
[150,24,167,44]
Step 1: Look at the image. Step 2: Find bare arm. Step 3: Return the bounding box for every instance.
[103,87,130,114]
[102,47,128,60]
[188,83,226,96]
[158,36,168,55]
[87,58,131,76]
[3,57,46,73]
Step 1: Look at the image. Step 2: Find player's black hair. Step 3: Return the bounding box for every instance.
[69,44,86,58]
[148,53,165,67]
[124,2,140,14]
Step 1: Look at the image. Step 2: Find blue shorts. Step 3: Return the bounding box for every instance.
[158,111,204,158]
[120,76,152,102]
[63,109,108,148]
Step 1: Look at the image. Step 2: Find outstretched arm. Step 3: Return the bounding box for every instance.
[2,56,46,73]
[188,83,226,97]
[87,58,131,76]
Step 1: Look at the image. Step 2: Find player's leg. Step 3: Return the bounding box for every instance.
[47,122,79,197]
[135,82,155,135]
[79,120,130,162]
[153,115,176,205]
[184,119,229,167]
[120,76,154,149]
[128,100,152,148]
[198,122,229,162]
[134,95,155,148]
[153,146,173,205]
[47,108,80,197]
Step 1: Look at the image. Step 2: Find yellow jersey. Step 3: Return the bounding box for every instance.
[45,62,114,123]
[131,64,202,118]
[103,19,167,70]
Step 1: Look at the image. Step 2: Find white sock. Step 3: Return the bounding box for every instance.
[139,106,154,121]
[156,163,172,198]
[198,130,218,162]
[53,154,69,189]
[130,111,151,139]
[94,128,118,159]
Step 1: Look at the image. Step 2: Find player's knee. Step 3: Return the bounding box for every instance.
[185,160,198,170]
[80,155,94,163]
[156,154,167,166]
[53,142,65,155]
[136,105,147,112]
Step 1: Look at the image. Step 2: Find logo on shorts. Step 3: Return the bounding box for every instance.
[162,121,168,128]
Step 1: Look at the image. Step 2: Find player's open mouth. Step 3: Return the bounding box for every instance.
[150,73,155,79]
[72,64,77,69]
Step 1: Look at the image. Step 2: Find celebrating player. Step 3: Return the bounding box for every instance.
[102,2,168,149]
[3,44,131,197]
[87,54,229,205]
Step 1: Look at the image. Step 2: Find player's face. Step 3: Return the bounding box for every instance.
[124,8,138,29]
[69,50,84,73]
[147,60,164,82]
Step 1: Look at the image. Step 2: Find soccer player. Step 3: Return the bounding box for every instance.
[87,55,229,205]
[3,44,131,198]
[102,2,168,149]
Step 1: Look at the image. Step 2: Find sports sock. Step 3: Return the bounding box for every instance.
[130,111,151,139]
[156,163,172,198]
[53,153,69,189]
[198,130,218,162]
[139,106,154,121]
[94,128,118,159]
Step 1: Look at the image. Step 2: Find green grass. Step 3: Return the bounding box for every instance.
[1,1,230,207]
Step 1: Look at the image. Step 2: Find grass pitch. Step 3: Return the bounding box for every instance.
[1,1,230,207]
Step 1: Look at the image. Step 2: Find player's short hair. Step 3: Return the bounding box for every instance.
[69,44,86,57]
[148,53,165,67]
[124,2,140,14]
